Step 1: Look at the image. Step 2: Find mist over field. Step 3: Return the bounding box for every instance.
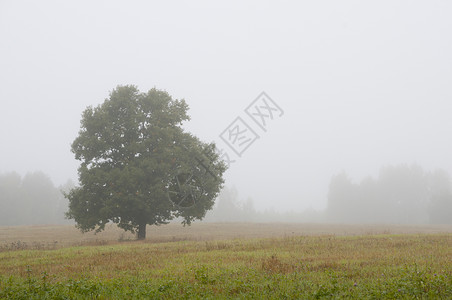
[1,4,452,298]
[1,1,452,223]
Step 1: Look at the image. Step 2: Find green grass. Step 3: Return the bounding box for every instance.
[1,233,451,299]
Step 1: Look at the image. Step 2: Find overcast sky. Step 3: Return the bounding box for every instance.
[1,1,451,212]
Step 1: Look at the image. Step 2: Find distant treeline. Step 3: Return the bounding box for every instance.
[1,164,451,226]
[204,187,325,223]
[327,164,452,224]
[0,172,73,226]
[206,164,452,224]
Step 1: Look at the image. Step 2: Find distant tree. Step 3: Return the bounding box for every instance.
[377,164,429,223]
[207,186,243,222]
[242,197,256,221]
[428,169,452,224]
[428,192,452,224]
[0,171,67,225]
[66,85,226,239]
[327,172,356,222]
[22,171,60,224]
[0,172,23,225]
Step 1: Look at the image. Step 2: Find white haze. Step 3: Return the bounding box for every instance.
[1,1,451,212]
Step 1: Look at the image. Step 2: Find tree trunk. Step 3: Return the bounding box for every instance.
[137,223,147,240]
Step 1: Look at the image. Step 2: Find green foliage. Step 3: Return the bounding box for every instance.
[66,85,226,238]
[429,192,452,224]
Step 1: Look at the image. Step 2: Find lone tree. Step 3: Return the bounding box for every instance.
[66,85,226,239]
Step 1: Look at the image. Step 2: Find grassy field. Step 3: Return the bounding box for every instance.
[0,223,451,299]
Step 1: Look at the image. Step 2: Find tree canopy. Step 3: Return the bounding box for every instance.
[66,85,226,239]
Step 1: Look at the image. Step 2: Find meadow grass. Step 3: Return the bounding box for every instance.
[0,225,451,299]
[1,222,451,249]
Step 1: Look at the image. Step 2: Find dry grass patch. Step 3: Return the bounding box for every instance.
[1,223,451,251]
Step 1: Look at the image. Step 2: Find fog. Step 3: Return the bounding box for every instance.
[1,1,452,218]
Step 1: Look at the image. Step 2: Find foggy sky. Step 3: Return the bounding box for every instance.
[1,1,451,212]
